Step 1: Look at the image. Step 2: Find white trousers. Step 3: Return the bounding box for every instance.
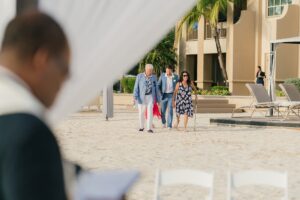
[138,95,153,130]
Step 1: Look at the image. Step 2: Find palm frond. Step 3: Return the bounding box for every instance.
[176,5,200,35]
[139,29,177,75]
[210,1,221,27]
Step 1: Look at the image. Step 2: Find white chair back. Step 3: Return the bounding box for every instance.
[154,169,214,200]
[279,83,300,102]
[227,170,288,200]
[246,84,272,104]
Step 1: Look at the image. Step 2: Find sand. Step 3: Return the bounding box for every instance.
[55,111,300,200]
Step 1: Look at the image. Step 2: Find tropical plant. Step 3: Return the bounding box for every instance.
[176,0,245,84]
[276,90,285,97]
[196,86,230,96]
[120,77,136,93]
[139,29,177,76]
[284,78,300,91]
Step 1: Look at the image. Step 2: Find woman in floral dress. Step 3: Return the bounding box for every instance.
[173,71,195,132]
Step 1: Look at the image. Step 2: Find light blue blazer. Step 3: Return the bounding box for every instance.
[133,73,160,104]
[157,73,179,95]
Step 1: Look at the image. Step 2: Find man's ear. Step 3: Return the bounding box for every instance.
[32,49,49,74]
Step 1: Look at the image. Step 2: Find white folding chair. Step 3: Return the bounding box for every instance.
[227,170,288,200]
[154,169,214,200]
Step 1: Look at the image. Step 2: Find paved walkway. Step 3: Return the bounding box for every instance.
[55,111,300,200]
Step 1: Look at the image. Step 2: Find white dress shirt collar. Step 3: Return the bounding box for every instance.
[0,65,46,121]
[165,73,174,78]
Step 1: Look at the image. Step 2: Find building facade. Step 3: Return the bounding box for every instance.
[176,0,300,95]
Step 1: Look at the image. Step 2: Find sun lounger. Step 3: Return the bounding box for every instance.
[232,84,283,118]
[279,84,300,118]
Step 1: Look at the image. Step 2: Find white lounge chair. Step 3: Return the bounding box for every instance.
[232,84,282,118]
[279,83,300,118]
[154,169,214,200]
[227,170,288,200]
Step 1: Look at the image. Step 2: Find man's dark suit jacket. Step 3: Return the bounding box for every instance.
[0,113,67,200]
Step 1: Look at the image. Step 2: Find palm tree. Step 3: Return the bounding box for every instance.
[139,29,177,76]
[177,0,245,84]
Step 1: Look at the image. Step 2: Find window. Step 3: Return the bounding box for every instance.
[187,22,198,40]
[205,22,227,40]
[268,0,292,16]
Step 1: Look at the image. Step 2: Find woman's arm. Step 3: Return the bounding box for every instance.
[191,82,198,104]
[172,83,179,107]
[191,81,197,92]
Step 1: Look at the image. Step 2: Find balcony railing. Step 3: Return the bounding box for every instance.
[187,29,198,40]
[187,28,198,40]
[205,22,227,40]
[186,22,198,40]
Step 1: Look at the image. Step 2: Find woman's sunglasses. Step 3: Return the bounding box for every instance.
[183,74,188,77]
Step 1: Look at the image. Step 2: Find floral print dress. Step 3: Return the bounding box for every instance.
[175,82,193,117]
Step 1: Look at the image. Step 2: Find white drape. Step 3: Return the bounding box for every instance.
[0,0,16,46]
[39,0,196,125]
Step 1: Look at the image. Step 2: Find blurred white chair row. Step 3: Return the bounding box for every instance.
[154,169,288,200]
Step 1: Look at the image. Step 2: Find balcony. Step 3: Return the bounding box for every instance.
[187,22,198,40]
[187,28,198,40]
[205,22,227,40]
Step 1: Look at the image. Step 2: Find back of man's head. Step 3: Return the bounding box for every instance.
[1,11,67,60]
[0,11,70,108]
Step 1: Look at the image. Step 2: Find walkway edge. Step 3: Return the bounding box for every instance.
[210,118,300,128]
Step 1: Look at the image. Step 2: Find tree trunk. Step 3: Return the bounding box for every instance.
[212,26,228,84]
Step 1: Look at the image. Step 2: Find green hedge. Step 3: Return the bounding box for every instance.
[284,78,300,91]
[196,86,230,96]
[276,90,285,97]
[120,77,136,93]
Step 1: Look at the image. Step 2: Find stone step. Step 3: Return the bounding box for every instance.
[194,104,236,108]
[194,99,229,104]
[196,107,237,113]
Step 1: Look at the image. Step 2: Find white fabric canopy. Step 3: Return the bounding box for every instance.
[0,0,16,45]
[39,0,196,125]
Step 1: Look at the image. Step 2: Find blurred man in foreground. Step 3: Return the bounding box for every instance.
[0,11,69,200]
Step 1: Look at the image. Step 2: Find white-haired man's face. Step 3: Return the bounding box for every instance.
[145,65,153,76]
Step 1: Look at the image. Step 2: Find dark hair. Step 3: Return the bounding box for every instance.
[1,11,68,59]
[179,71,191,85]
[258,66,262,70]
[165,65,173,70]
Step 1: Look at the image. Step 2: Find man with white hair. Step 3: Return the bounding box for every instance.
[133,64,160,133]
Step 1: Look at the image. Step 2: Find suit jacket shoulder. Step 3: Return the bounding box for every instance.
[0,113,67,200]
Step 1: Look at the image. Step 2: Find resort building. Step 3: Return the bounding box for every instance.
[176,0,300,95]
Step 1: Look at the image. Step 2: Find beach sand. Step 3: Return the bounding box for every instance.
[55,111,300,200]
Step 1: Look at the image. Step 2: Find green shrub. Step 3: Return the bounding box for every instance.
[196,86,230,96]
[276,90,285,97]
[211,86,229,91]
[198,90,211,95]
[120,77,136,93]
[284,78,300,91]
[210,86,230,95]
